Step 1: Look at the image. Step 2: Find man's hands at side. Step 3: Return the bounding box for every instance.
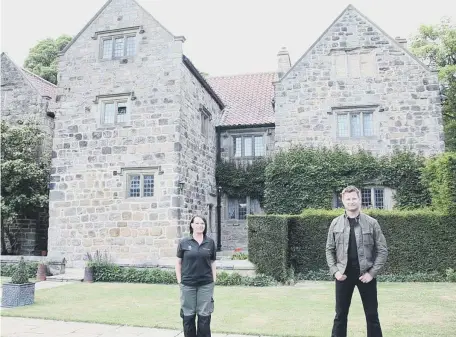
[334,271,373,283]
[334,271,347,281]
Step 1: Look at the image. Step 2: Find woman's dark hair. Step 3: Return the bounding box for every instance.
[189,215,207,235]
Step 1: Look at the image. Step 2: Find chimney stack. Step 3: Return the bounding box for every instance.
[277,47,291,79]
[395,36,407,49]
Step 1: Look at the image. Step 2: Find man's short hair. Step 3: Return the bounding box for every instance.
[340,185,361,198]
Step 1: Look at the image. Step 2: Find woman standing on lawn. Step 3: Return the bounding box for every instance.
[175,215,217,337]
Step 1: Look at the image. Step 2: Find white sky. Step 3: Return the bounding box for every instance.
[1,0,455,76]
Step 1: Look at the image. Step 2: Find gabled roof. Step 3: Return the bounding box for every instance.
[60,0,175,56]
[277,4,432,83]
[20,68,57,100]
[1,52,57,100]
[208,72,276,127]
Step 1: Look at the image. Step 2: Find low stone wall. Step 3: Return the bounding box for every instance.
[1,212,48,256]
[221,220,248,250]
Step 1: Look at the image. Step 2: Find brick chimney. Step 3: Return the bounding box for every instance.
[395,36,407,49]
[277,47,291,79]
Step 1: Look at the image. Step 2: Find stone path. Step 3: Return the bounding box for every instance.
[0,317,273,337]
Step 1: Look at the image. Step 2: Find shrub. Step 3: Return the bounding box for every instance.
[11,257,30,284]
[91,264,276,286]
[0,261,38,278]
[248,215,289,282]
[446,268,456,282]
[422,152,456,214]
[231,252,248,260]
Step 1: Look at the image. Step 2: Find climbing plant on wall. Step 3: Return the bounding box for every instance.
[215,158,270,205]
[216,146,432,214]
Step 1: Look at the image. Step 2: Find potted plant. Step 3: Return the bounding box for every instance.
[84,252,94,283]
[1,257,35,307]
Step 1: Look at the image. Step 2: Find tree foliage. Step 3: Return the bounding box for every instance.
[23,35,72,85]
[410,17,456,150]
[1,121,51,254]
[422,152,456,214]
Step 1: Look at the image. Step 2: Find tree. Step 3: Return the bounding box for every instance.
[23,34,72,85]
[410,17,456,151]
[1,121,51,255]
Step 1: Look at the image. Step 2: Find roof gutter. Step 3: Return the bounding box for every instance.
[216,123,275,131]
[182,55,225,110]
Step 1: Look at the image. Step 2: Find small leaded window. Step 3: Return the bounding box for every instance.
[128,174,154,198]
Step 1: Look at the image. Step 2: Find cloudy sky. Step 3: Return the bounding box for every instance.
[1,0,455,76]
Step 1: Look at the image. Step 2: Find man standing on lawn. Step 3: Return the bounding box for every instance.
[326,185,388,337]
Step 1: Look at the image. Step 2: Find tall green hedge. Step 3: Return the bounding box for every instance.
[248,210,456,280]
[288,210,341,273]
[248,215,289,281]
[422,152,456,214]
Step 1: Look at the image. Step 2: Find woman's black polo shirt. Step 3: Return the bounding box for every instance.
[177,236,216,286]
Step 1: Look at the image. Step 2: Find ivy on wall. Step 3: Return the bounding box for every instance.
[264,146,431,214]
[215,158,270,204]
[216,146,432,214]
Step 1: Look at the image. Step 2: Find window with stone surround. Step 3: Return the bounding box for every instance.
[127,173,154,198]
[336,110,374,138]
[199,105,212,137]
[100,34,136,60]
[334,186,390,209]
[361,187,384,209]
[227,197,262,220]
[1,89,11,109]
[332,50,377,78]
[233,135,265,158]
[95,93,133,126]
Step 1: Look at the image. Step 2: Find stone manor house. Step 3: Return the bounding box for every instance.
[1,0,445,266]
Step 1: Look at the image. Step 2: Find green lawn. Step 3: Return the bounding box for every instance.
[1,281,455,337]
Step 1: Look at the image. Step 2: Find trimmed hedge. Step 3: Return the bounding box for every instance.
[0,261,38,278]
[288,210,341,273]
[423,152,456,214]
[91,263,276,286]
[297,269,456,282]
[248,215,289,282]
[248,210,456,280]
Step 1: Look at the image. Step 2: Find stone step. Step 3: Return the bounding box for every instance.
[46,268,84,282]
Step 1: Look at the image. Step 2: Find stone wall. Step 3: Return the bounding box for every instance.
[1,212,47,256]
[48,0,185,267]
[177,63,221,241]
[1,53,54,137]
[218,126,274,250]
[274,6,445,156]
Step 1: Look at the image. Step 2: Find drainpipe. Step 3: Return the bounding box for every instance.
[216,128,222,251]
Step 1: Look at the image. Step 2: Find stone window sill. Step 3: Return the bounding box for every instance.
[336,136,377,140]
[97,123,133,129]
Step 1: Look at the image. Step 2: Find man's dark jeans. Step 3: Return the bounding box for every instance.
[331,268,383,337]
